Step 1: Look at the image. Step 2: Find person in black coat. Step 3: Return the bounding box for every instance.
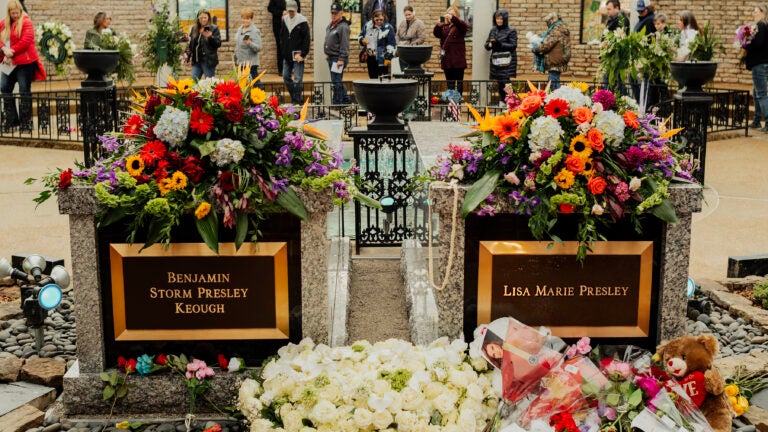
[279,0,310,105]
[631,0,657,107]
[267,0,300,74]
[484,9,517,106]
[186,10,222,80]
[602,0,629,94]
[746,4,768,132]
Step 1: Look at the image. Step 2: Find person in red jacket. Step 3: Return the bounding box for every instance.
[434,6,468,96]
[0,0,45,131]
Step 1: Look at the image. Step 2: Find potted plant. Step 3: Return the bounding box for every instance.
[671,21,725,95]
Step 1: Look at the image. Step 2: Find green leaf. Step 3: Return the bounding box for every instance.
[196,140,218,158]
[628,388,643,407]
[353,191,383,210]
[99,207,128,227]
[109,371,119,387]
[99,371,111,383]
[103,385,115,400]
[234,212,248,250]
[116,385,129,399]
[275,188,309,221]
[650,198,679,223]
[461,170,501,218]
[606,392,620,406]
[195,210,219,254]
[141,219,165,251]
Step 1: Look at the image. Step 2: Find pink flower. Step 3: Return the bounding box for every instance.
[601,359,633,381]
[635,376,662,398]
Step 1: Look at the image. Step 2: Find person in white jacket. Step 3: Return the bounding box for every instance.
[675,10,702,61]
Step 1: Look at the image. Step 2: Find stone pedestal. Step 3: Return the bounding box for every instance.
[57,185,334,415]
[409,122,703,344]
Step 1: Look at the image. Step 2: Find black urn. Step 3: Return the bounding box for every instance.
[670,61,718,96]
[353,79,418,130]
[73,50,119,87]
[395,45,432,75]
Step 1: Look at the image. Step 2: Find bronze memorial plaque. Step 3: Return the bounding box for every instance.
[110,242,289,341]
[477,241,653,338]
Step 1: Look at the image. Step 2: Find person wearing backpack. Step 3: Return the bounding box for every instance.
[531,12,570,90]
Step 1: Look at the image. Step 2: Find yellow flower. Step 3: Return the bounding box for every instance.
[125,155,145,177]
[569,81,590,93]
[569,135,593,160]
[725,384,740,397]
[170,171,188,190]
[160,76,195,95]
[250,87,267,104]
[467,103,496,132]
[195,202,211,219]
[737,396,749,411]
[554,168,575,189]
[158,178,173,196]
[115,421,131,429]
[580,158,595,178]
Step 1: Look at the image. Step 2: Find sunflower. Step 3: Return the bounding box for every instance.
[170,171,188,190]
[580,158,596,178]
[157,177,173,196]
[569,135,593,159]
[195,202,211,219]
[554,168,575,189]
[125,155,145,177]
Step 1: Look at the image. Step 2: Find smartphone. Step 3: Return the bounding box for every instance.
[204,25,211,31]
[440,16,445,23]
[243,34,250,40]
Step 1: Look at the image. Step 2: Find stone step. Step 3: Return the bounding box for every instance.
[0,381,56,417]
[0,403,45,432]
[347,258,410,344]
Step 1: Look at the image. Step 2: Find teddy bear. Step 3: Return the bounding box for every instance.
[655,334,733,432]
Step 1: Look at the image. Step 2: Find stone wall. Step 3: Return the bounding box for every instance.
[27,0,751,86]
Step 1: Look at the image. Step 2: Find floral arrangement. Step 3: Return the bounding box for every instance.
[238,338,499,431]
[734,24,757,65]
[595,23,637,89]
[32,67,374,252]
[100,30,137,86]
[424,82,695,260]
[635,31,676,83]
[139,0,186,74]
[36,21,75,76]
[724,365,768,416]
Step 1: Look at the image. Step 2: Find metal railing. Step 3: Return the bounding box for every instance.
[0,80,750,144]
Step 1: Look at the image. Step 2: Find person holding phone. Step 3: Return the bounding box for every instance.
[234,7,263,86]
[434,6,468,95]
[186,9,222,80]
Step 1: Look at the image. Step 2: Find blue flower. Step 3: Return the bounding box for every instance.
[136,354,153,376]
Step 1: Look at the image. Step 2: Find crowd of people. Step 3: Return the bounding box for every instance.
[3,1,768,122]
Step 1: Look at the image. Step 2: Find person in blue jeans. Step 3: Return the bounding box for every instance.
[279,0,310,105]
[746,4,768,133]
[324,2,351,105]
[185,10,221,80]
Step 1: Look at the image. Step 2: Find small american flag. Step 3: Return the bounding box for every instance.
[448,98,460,122]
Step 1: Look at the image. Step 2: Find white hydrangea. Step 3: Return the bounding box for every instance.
[594,110,626,147]
[620,94,641,111]
[211,138,245,166]
[528,116,564,153]
[153,106,189,147]
[545,86,592,109]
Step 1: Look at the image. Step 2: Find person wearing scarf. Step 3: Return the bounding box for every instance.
[532,12,570,90]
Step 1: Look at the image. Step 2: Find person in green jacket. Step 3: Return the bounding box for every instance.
[84,12,111,50]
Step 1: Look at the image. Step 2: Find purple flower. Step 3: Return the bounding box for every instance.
[257,127,267,139]
[264,119,280,131]
[306,162,328,176]
[333,181,350,201]
[592,89,616,110]
[247,105,263,116]
[99,135,121,152]
[275,145,292,166]
[614,181,630,202]
[329,151,343,169]
[270,177,289,194]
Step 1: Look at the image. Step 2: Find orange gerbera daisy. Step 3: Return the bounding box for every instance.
[544,98,569,118]
[492,112,523,141]
[213,81,243,105]
[623,110,640,129]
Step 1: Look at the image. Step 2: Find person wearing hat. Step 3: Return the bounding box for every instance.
[279,0,310,105]
[634,0,656,36]
[532,12,571,91]
[324,2,351,105]
[267,0,301,75]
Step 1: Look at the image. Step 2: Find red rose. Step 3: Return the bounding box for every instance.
[225,102,245,123]
[181,156,205,183]
[220,171,236,192]
[117,356,127,371]
[184,91,203,109]
[588,176,607,195]
[156,354,168,366]
[218,354,228,369]
[559,203,575,214]
[125,358,137,373]
[58,168,72,189]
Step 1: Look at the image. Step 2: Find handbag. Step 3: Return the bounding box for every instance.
[491,51,513,67]
[359,48,368,63]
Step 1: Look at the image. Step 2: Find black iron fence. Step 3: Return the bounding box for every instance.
[0,80,750,144]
